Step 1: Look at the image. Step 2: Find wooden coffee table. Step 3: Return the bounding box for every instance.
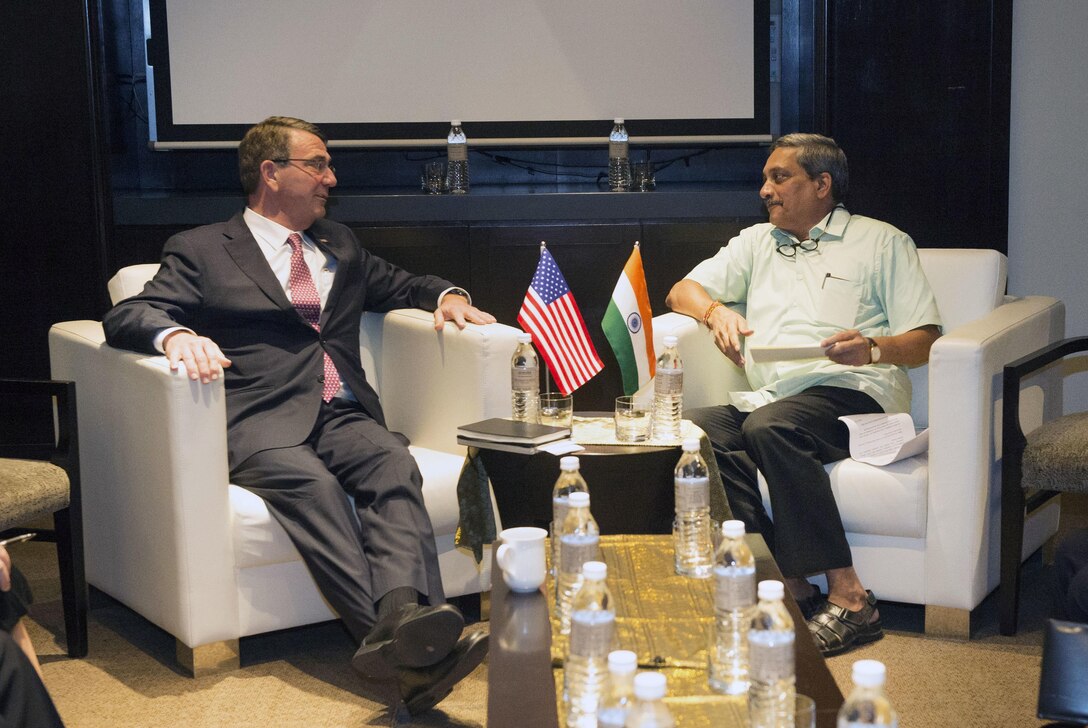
[487,533,844,728]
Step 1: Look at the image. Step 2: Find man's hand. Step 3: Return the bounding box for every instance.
[822,329,871,366]
[823,325,940,367]
[0,546,10,592]
[705,305,754,367]
[433,294,497,331]
[163,330,232,384]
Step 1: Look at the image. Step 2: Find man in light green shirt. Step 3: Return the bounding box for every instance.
[667,133,941,657]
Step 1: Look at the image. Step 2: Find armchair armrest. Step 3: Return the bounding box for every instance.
[652,312,750,409]
[48,321,239,648]
[924,294,1065,609]
[361,309,523,453]
[1003,336,1088,452]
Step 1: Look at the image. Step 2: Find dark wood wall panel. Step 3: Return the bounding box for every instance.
[826,0,1012,252]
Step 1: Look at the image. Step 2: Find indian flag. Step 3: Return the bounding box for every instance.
[602,244,655,395]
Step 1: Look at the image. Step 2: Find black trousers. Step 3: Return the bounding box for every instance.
[231,398,445,643]
[0,632,64,728]
[687,385,882,578]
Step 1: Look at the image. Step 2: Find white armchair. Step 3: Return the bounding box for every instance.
[654,248,1065,637]
[49,264,521,675]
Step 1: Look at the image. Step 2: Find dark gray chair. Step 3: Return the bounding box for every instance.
[1001,337,1088,635]
[1038,619,1088,726]
[0,379,87,657]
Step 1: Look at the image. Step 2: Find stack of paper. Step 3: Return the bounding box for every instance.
[838,412,929,466]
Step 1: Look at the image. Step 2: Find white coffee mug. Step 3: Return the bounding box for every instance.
[496,526,548,593]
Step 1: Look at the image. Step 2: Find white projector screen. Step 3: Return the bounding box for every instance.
[145,0,771,148]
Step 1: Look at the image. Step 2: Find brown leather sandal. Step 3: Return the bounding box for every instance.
[807,590,883,657]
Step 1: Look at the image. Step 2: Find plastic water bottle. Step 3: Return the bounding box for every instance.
[552,456,589,576]
[597,650,638,728]
[708,520,756,694]
[511,333,540,422]
[624,672,675,728]
[608,118,632,192]
[673,439,713,577]
[837,660,898,727]
[556,491,600,635]
[748,580,796,728]
[446,120,469,194]
[652,335,683,441]
[564,561,616,727]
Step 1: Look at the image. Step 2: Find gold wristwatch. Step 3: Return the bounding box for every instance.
[866,337,881,364]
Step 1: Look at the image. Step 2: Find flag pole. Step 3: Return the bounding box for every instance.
[539,240,552,395]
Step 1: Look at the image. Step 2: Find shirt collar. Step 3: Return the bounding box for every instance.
[771,204,849,249]
[243,207,313,256]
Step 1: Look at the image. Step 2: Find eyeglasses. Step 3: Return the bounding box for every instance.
[775,238,820,259]
[272,157,336,176]
[775,206,842,259]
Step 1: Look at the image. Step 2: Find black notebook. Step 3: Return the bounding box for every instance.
[456,417,570,445]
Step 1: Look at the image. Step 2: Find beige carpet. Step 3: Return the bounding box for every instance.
[16,494,1086,728]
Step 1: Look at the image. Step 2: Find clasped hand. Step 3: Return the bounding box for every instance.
[820,329,872,366]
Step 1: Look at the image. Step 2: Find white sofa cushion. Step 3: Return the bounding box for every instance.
[757,454,928,541]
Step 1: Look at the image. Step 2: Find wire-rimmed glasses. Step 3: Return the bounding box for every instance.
[272,157,336,176]
[775,238,820,259]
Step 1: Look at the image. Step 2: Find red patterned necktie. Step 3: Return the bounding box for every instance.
[287,233,341,402]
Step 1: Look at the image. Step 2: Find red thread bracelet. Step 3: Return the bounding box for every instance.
[702,301,723,328]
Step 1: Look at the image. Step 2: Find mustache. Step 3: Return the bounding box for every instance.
[764,200,782,210]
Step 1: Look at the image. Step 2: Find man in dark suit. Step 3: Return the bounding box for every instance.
[104,116,496,714]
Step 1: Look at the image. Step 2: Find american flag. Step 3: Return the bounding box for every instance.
[517,247,603,395]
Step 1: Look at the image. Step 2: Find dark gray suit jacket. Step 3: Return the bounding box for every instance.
[103,212,454,469]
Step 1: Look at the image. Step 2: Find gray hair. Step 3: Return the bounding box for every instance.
[238,116,328,195]
[769,133,849,202]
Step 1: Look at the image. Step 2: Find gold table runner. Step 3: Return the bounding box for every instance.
[549,534,748,726]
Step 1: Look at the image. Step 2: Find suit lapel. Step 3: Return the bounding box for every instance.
[221,213,294,312]
[310,222,355,327]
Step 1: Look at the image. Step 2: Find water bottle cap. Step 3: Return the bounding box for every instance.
[632,671,666,700]
[721,519,746,539]
[757,579,784,601]
[517,332,532,343]
[560,456,580,471]
[614,117,624,124]
[451,119,462,126]
[608,649,638,672]
[851,659,887,687]
[582,560,607,580]
[568,491,590,507]
[681,438,700,452]
[664,335,678,347]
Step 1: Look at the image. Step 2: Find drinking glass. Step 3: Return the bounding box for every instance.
[421,160,447,194]
[631,161,656,191]
[614,395,651,442]
[539,393,573,428]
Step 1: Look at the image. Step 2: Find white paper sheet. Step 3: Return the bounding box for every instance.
[838,412,929,466]
[748,345,830,363]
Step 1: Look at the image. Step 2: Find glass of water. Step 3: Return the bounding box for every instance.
[614,395,651,442]
[539,392,573,428]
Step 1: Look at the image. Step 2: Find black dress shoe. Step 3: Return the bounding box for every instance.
[352,603,465,681]
[399,630,489,716]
